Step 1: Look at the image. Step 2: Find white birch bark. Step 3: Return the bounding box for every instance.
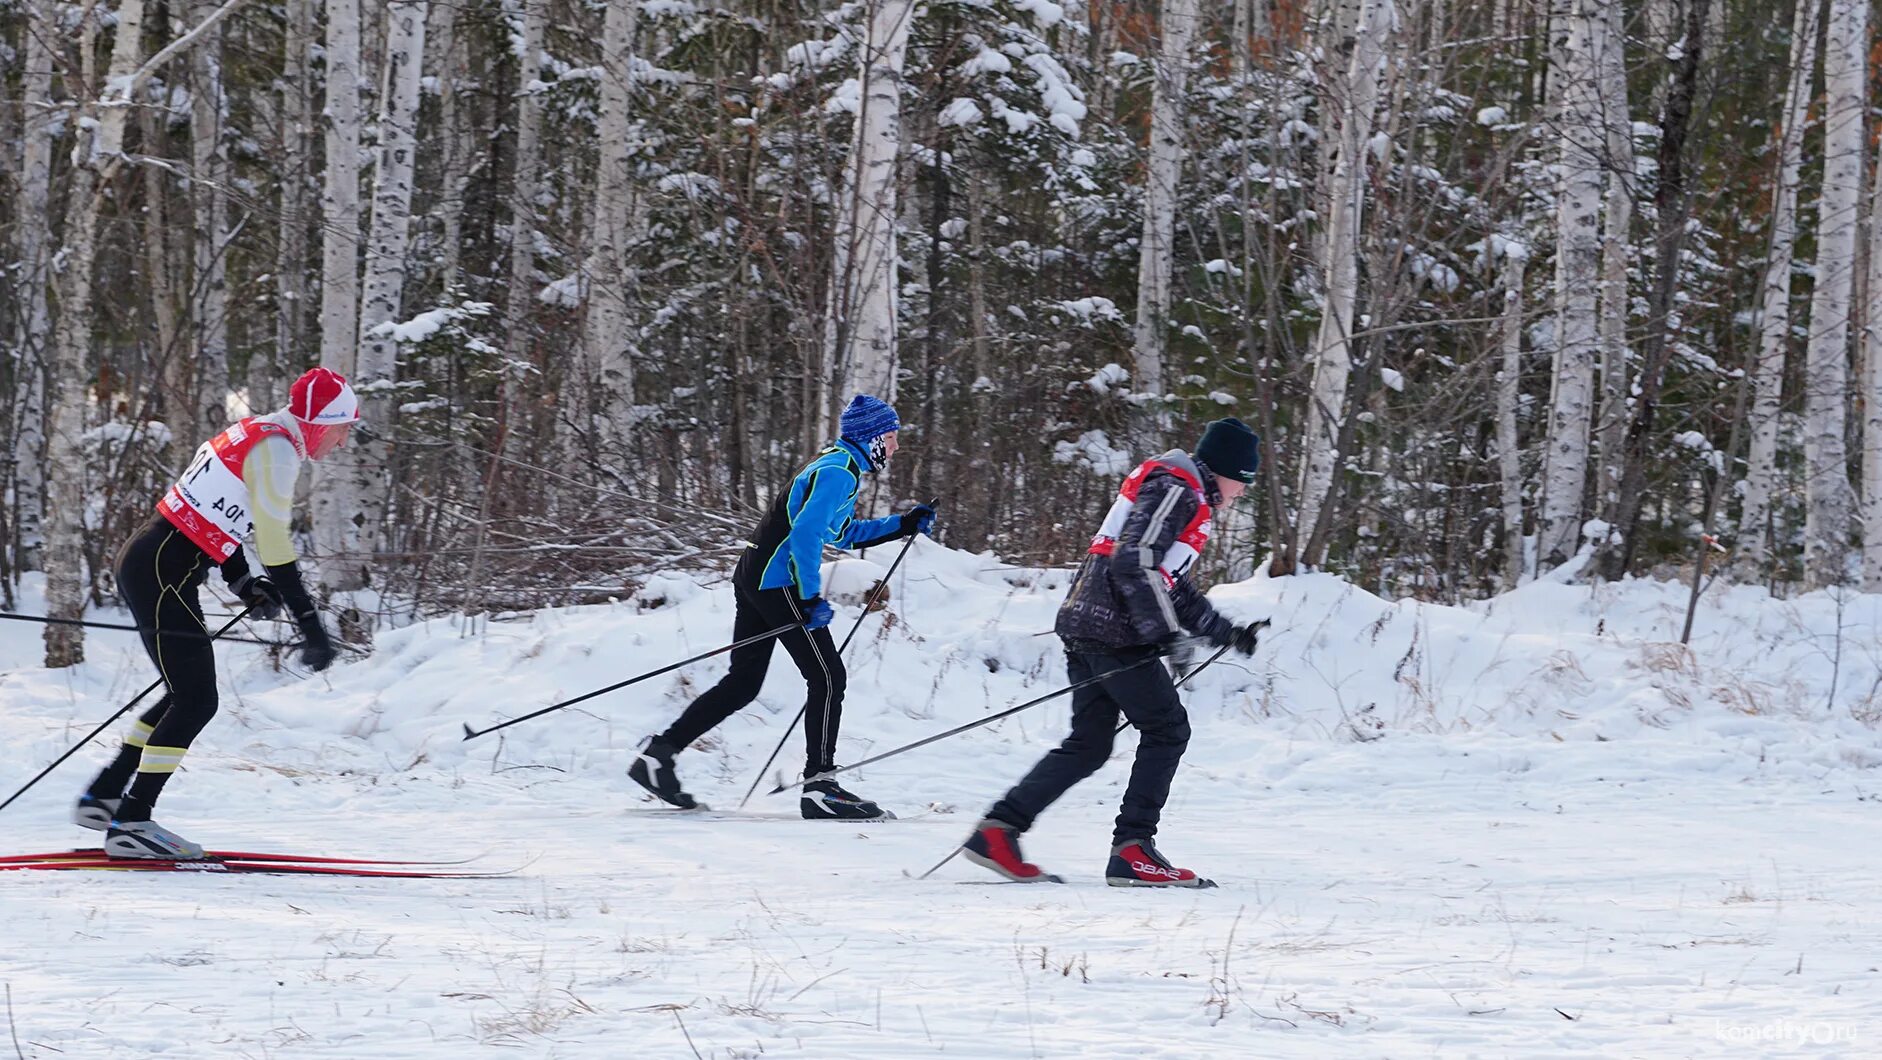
[1495,237,1530,586]
[321,0,426,594]
[12,0,57,565]
[272,0,315,411]
[44,0,150,666]
[582,0,642,455]
[1537,0,1602,569]
[1740,0,1820,568]
[1130,0,1198,444]
[1591,0,1632,520]
[1802,0,1865,588]
[188,0,231,442]
[312,0,363,583]
[425,0,464,291]
[1857,29,1882,586]
[1295,0,1395,559]
[500,0,547,464]
[820,0,916,432]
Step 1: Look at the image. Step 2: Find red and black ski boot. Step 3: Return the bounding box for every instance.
[961,820,1061,883]
[1105,838,1216,888]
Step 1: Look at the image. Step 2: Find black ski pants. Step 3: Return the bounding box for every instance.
[659,574,846,775]
[988,646,1191,843]
[88,518,221,809]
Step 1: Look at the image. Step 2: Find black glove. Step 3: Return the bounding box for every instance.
[295,609,337,672]
[899,503,937,538]
[1228,619,1270,657]
[228,571,285,621]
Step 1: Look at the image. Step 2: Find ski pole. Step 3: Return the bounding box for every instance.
[1112,640,1237,735]
[0,610,285,647]
[769,650,1184,795]
[461,622,801,741]
[0,605,258,817]
[737,500,935,808]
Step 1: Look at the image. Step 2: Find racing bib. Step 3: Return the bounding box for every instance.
[156,418,295,560]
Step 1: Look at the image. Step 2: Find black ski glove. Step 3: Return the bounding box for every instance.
[899,503,937,538]
[1228,619,1269,657]
[228,571,285,621]
[265,561,338,672]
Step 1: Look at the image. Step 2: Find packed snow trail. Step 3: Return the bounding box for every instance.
[1,543,1878,1056]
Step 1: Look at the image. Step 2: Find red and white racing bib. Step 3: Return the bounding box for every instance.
[157,418,298,560]
[1087,457,1212,584]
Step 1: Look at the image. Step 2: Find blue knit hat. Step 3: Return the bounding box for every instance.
[840,394,900,443]
[1195,417,1261,484]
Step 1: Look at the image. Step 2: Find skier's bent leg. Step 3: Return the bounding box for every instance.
[1112,666,1190,843]
[986,652,1120,831]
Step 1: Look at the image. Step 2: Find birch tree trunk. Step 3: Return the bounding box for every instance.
[1495,237,1530,586]
[12,0,57,568]
[188,0,232,441]
[1130,0,1199,448]
[313,0,363,584]
[820,0,916,432]
[425,0,465,292]
[324,0,427,595]
[1802,0,1865,589]
[500,0,546,466]
[1537,0,1602,569]
[582,0,642,458]
[272,0,315,410]
[44,0,151,666]
[1296,0,1395,564]
[1591,0,1632,523]
[1857,33,1882,586]
[1739,0,1820,570]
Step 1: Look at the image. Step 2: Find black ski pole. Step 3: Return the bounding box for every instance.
[737,500,934,809]
[767,651,1174,795]
[0,605,258,817]
[461,622,801,741]
[1112,640,1236,735]
[0,610,284,647]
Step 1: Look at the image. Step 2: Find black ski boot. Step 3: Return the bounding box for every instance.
[1105,838,1216,888]
[627,737,700,810]
[801,779,893,820]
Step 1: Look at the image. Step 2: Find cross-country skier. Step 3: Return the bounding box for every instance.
[629,395,935,819]
[74,367,356,858]
[961,418,1265,886]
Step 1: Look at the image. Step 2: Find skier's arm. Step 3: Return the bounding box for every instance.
[241,435,300,567]
[1108,473,1202,644]
[784,465,859,599]
[1167,575,1234,641]
[839,510,905,549]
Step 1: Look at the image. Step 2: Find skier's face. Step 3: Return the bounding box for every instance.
[867,430,899,470]
[304,422,354,460]
[1215,476,1247,504]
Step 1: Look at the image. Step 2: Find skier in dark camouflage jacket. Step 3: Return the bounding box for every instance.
[963,418,1267,887]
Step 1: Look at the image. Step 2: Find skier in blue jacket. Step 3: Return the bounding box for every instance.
[630,395,935,819]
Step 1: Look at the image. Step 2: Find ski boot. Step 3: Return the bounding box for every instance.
[627,736,700,810]
[801,778,892,820]
[74,793,121,832]
[962,819,1058,882]
[105,819,206,860]
[1105,838,1216,888]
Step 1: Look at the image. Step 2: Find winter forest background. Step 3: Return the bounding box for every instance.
[2,0,1880,666]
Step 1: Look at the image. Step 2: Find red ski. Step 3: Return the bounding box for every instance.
[0,848,475,867]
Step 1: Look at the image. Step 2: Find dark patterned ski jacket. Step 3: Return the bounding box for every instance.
[1055,449,1236,651]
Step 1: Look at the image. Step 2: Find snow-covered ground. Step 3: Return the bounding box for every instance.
[2,541,1879,1057]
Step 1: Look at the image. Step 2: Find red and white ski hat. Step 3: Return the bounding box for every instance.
[288,367,362,425]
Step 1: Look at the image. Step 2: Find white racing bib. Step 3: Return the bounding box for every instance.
[157,418,295,560]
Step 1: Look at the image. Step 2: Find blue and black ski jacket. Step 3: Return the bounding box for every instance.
[740,438,905,600]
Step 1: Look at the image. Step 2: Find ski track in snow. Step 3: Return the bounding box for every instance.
[2,541,1879,1057]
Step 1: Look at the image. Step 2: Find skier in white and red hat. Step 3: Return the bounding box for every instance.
[74,367,359,858]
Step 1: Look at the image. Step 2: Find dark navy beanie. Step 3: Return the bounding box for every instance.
[840,394,900,442]
[1195,417,1261,484]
